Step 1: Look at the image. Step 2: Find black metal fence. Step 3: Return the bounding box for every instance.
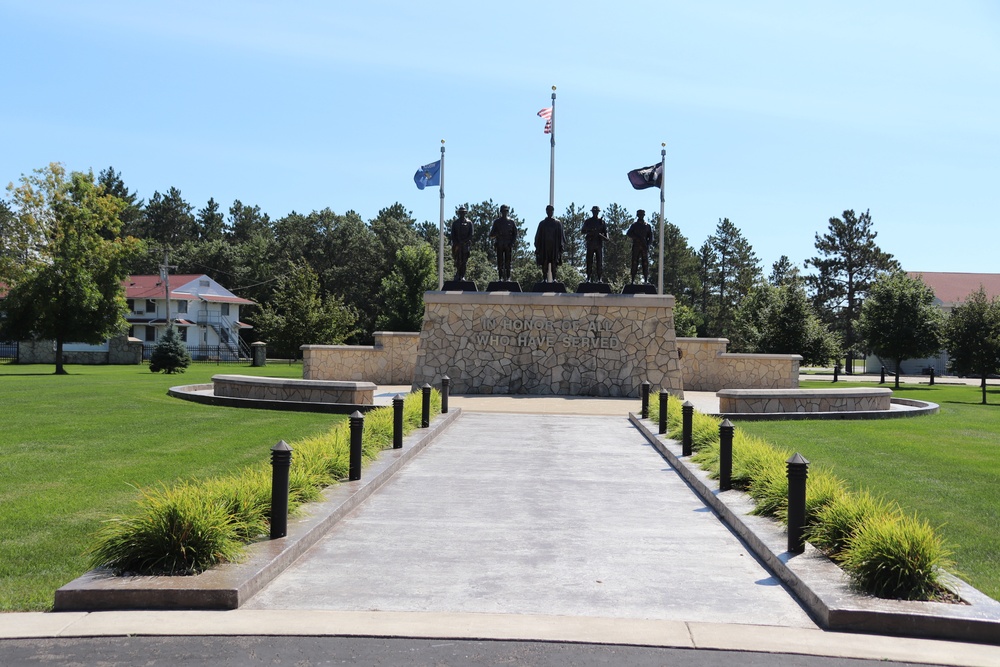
[0,341,17,362]
[142,343,250,365]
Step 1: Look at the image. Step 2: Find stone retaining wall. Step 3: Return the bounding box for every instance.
[302,332,419,384]
[717,387,892,413]
[16,336,143,365]
[213,374,376,405]
[677,338,801,391]
[411,292,682,397]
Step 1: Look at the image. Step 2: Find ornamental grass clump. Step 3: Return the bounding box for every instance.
[87,483,244,575]
[807,489,897,561]
[840,512,953,600]
[88,390,439,576]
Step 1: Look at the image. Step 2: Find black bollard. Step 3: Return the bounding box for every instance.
[349,410,364,481]
[786,453,810,553]
[658,389,669,435]
[880,366,886,384]
[270,440,292,539]
[392,394,405,449]
[441,375,450,414]
[681,400,694,457]
[929,367,935,386]
[833,363,839,383]
[421,383,431,428]
[719,419,734,492]
[640,380,651,419]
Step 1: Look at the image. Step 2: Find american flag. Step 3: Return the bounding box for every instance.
[537,107,552,134]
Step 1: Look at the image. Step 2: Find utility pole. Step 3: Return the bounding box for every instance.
[160,251,178,330]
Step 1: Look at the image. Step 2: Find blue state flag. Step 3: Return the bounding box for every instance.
[413,160,441,190]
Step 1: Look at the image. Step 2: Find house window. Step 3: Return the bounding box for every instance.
[126,299,135,312]
[145,326,157,342]
[176,300,188,314]
[128,326,135,338]
[145,299,157,314]
[221,303,230,317]
[199,279,209,287]
[178,327,188,342]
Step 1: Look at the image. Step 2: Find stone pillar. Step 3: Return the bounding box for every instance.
[251,341,267,367]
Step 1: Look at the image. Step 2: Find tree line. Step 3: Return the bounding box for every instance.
[3,162,1000,395]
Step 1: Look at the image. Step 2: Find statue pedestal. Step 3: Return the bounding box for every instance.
[412,291,683,397]
[622,284,657,295]
[486,281,521,292]
[441,280,478,292]
[576,282,612,294]
[529,281,567,293]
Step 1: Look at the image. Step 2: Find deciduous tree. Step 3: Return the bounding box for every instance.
[1,164,144,374]
[944,286,1000,404]
[858,272,943,389]
[376,244,436,332]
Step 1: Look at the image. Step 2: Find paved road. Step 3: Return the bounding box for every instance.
[245,412,814,627]
[0,636,950,667]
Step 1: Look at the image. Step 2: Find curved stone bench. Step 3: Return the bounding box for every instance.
[213,374,376,405]
[717,387,892,414]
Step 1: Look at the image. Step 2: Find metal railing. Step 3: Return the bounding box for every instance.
[0,341,17,362]
[142,343,250,365]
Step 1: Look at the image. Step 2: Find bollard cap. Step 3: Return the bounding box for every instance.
[422,383,432,389]
[682,400,693,407]
[441,374,450,381]
[393,393,405,402]
[786,452,809,465]
[350,410,364,419]
[720,419,733,429]
[271,440,292,452]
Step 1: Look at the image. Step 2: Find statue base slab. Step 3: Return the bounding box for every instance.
[486,281,521,292]
[576,282,612,294]
[442,280,478,292]
[529,281,567,293]
[622,284,657,294]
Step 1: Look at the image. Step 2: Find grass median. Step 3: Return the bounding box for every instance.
[736,380,1000,601]
[0,363,345,611]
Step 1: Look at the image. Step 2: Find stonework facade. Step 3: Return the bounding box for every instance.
[677,338,800,391]
[302,332,419,385]
[410,292,683,397]
[16,336,143,365]
[213,374,375,405]
[717,388,892,414]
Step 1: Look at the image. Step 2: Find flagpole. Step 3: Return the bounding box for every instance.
[658,143,666,296]
[438,140,445,290]
[548,86,556,208]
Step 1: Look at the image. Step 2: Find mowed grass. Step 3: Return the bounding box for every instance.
[737,381,1000,600]
[0,363,345,611]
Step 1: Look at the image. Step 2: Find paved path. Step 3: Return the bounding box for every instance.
[245,412,815,627]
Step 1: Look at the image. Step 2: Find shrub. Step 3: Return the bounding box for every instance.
[840,512,953,600]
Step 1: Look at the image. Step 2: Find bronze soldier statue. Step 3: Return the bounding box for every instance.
[489,204,517,282]
[450,206,474,282]
[533,204,564,282]
[580,205,609,283]
[626,209,654,284]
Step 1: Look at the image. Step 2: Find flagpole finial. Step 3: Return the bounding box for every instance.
[441,139,445,144]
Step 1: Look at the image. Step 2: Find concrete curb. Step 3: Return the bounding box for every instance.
[168,383,380,414]
[53,409,463,611]
[712,397,939,422]
[629,413,1000,644]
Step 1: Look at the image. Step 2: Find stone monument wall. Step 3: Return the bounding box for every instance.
[677,337,801,391]
[411,292,682,397]
[302,331,419,384]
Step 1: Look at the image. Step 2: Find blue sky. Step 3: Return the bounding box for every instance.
[3,1,998,274]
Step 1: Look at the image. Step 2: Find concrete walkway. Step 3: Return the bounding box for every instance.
[244,413,814,626]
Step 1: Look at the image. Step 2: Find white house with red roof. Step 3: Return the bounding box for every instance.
[865,272,1000,376]
[125,274,254,359]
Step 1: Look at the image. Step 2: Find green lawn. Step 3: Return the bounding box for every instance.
[0,363,344,611]
[736,381,1000,600]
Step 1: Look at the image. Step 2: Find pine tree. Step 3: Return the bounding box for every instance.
[148,326,192,374]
